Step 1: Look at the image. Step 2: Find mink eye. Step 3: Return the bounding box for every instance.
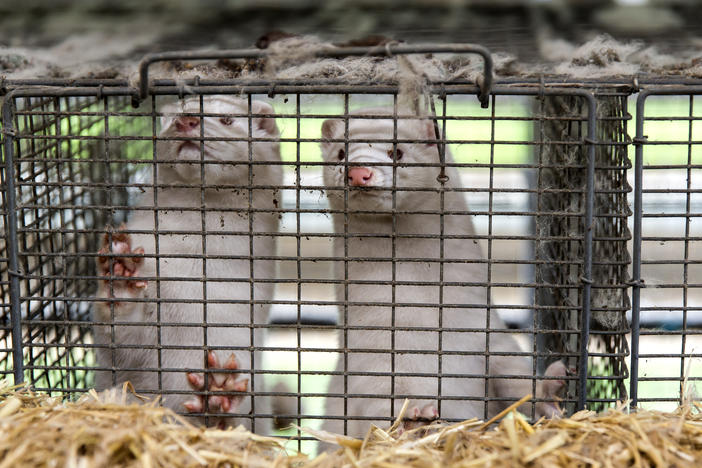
[387,148,404,160]
[337,149,345,160]
[219,117,233,125]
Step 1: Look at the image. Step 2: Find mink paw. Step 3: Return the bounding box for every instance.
[97,226,146,301]
[184,351,249,427]
[536,361,574,418]
[399,403,439,434]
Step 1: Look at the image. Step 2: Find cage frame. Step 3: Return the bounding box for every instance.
[2,82,595,409]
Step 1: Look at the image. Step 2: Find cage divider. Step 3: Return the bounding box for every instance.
[390,94,398,422]
[2,92,24,384]
[295,92,303,449]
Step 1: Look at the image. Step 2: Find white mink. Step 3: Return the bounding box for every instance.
[319,108,564,439]
[93,95,282,432]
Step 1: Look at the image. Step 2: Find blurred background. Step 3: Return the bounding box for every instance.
[1,0,701,59]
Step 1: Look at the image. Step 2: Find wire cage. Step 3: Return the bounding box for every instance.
[0,45,699,448]
[631,88,702,411]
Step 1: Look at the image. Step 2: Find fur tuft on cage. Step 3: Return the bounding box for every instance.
[535,91,631,412]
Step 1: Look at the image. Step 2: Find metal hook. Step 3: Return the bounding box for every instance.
[429,96,448,185]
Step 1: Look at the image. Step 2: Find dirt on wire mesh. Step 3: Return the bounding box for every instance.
[1,383,701,468]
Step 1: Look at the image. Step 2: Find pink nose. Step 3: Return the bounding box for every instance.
[348,167,373,186]
[175,116,200,132]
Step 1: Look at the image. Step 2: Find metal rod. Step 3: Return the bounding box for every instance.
[630,89,650,409]
[136,43,494,106]
[0,84,611,100]
[2,91,25,383]
[578,92,597,411]
[6,75,702,98]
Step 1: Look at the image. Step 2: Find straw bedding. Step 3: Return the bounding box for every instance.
[1,382,700,468]
[0,381,298,468]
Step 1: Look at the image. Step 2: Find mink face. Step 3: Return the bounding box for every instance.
[321,108,441,212]
[158,95,279,186]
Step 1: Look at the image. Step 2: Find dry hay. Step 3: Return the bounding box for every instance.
[0,380,301,468]
[1,382,701,467]
[311,396,702,468]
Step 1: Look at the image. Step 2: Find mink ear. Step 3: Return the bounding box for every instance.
[321,119,344,155]
[252,100,279,135]
[160,115,172,132]
[321,119,342,140]
[256,116,278,135]
[158,102,178,132]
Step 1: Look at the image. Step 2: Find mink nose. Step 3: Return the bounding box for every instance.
[174,116,200,132]
[348,167,373,186]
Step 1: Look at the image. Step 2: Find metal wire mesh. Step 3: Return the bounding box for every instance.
[535,90,631,413]
[631,90,702,411]
[0,75,697,446]
[1,95,145,394]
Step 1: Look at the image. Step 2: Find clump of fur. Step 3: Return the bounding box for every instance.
[264,35,330,76]
[542,34,702,78]
[1,31,157,79]
[6,33,702,85]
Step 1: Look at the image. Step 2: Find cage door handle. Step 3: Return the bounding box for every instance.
[136,43,494,107]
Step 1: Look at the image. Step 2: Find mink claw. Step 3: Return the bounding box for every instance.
[183,397,203,413]
[400,403,439,433]
[186,372,205,390]
[97,227,147,294]
[184,351,249,417]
